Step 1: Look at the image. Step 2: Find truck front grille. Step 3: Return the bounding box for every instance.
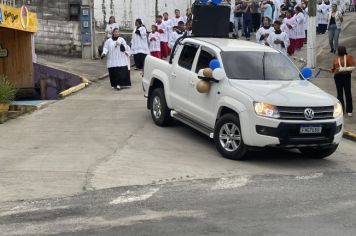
[278,106,334,120]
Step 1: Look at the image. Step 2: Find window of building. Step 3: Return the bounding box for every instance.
[69,4,80,21]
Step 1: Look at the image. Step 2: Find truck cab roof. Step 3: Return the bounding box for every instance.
[183,37,277,53]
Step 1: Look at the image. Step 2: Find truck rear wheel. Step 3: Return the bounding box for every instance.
[299,145,338,159]
[150,88,172,126]
[214,114,247,160]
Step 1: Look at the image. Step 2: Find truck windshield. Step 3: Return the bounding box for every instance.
[221,51,302,81]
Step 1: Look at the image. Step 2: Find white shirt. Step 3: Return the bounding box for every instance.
[156,21,169,42]
[169,31,184,49]
[163,19,174,42]
[105,23,119,38]
[102,37,130,68]
[171,16,186,27]
[283,17,297,39]
[230,4,235,23]
[328,10,343,29]
[268,30,290,55]
[131,26,150,54]
[163,19,174,32]
[303,8,308,31]
[272,0,282,21]
[317,3,330,25]
[148,32,161,52]
[294,12,305,39]
[256,26,274,44]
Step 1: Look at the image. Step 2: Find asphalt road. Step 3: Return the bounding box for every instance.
[0,172,355,235]
[0,72,356,235]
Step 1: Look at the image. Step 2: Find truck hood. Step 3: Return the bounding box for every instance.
[229,80,337,107]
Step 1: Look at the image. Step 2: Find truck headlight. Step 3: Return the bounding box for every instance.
[254,102,280,119]
[333,102,343,118]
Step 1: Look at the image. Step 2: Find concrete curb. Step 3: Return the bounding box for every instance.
[36,62,92,98]
[343,131,356,142]
[98,73,109,80]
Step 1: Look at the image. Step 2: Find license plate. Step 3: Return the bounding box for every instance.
[300,125,322,134]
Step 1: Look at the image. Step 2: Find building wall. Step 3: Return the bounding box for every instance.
[94,0,192,30]
[26,0,82,57]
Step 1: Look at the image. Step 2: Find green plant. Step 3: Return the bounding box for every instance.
[0,75,17,104]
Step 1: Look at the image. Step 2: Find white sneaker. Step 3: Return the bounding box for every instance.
[116,85,121,90]
[347,113,352,117]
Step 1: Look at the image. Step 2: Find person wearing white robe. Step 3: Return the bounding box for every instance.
[302,5,308,44]
[163,12,174,53]
[273,0,283,21]
[338,0,347,13]
[105,16,120,40]
[283,9,297,55]
[148,25,161,59]
[101,28,131,90]
[317,0,330,34]
[169,22,186,49]
[256,17,274,45]
[294,6,305,50]
[131,19,149,70]
[156,15,170,58]
[267,20,290,55]
[171,9,186,27]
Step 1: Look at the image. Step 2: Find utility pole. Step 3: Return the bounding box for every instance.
[155,0,159,17]
[307,0,316,68]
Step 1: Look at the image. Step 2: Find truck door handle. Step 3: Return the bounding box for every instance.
[171,73,177,78]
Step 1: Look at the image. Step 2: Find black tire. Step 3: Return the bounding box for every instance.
[150,88,173,126]
[214,114,247,160]
[299,145,339,159]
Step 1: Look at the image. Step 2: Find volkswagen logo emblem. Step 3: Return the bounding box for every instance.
[304,108,315,120]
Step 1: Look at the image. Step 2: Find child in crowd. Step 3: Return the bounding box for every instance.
[148,25,161,58]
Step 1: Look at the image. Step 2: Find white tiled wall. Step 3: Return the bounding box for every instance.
[94,0,192,30]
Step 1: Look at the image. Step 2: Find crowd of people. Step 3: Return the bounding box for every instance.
[229,0,351,56]
[100,8,193,90]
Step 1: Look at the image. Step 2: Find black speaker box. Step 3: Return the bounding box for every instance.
[192,4,230,38]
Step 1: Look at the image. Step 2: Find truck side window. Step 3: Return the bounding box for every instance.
[178,44,199,71]
[195,49,216,73]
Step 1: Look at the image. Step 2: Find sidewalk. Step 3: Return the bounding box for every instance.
[36,54,108,82]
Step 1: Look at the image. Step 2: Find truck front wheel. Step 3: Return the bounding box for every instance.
[299,145,338,159]
[214,114,247,160]
[150,88,172,126]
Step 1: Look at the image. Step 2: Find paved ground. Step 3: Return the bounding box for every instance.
[0,172,356,236]
[0,70,356,202]
[0,13,355,236]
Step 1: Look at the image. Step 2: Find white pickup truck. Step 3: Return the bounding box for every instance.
[142,37,344,160]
